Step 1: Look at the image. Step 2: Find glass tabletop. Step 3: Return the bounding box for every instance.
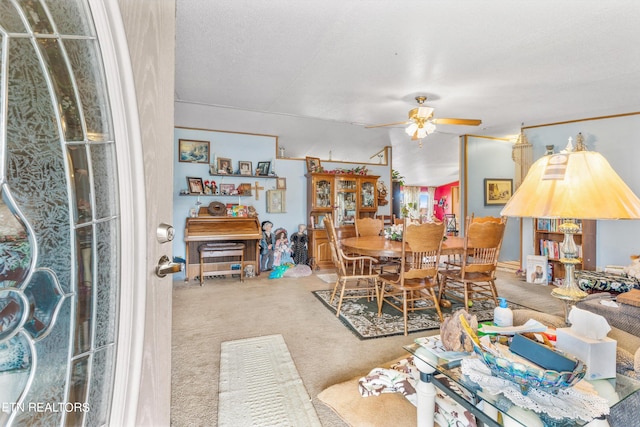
[405,339,640,427]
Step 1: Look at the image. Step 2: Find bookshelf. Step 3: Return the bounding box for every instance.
[534,218,596,281]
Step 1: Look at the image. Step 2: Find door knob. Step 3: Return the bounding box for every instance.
[156,255,183,278]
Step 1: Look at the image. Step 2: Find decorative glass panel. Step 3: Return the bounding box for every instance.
[64,39,112,139]
[44,0,93,36]
[0,2,27,34]
[1,3,120,424]
[16,0,53,34]
[37,38,84,142]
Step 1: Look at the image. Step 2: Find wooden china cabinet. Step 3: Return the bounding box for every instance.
[306,173,379,269]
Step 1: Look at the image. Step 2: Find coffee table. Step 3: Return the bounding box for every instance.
[404,339,640,427]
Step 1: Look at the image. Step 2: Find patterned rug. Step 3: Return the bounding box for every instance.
[218,334,321,427]
[313,289,525,339]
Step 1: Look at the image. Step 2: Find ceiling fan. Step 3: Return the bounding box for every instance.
[366,96,482,146]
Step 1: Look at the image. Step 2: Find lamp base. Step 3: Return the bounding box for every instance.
[550,220,587,323]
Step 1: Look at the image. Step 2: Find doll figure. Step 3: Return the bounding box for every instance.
[291,224,308,265]
[273,228,293,267]
[260,220,275,271]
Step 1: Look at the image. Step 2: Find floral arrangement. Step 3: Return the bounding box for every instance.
[322,165,370,175]
[384,224,403,241]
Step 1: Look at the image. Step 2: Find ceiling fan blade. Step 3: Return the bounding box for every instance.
[365,120,410,129]
[431,118,482,126]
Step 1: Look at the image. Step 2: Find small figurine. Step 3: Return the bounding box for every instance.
[273,228,293,266]
[291,224,308,265]
[259,220,275,272]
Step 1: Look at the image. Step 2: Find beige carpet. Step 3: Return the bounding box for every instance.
[218,334,321,427]
[171,270,564,426]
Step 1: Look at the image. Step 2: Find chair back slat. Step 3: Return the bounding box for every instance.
[324,215,343,271]
[461,216,507,276]
[400,220,445,282]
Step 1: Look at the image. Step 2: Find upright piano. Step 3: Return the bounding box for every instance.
[184,209,262,280]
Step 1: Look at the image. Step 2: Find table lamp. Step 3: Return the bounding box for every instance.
[501,138,640,315]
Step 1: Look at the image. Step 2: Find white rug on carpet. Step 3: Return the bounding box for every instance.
[316,273,337,283]
[218,334,321,427]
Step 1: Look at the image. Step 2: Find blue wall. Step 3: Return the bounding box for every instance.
[464,114,640,269]
[173,127,391,278]
[463,136,520,262]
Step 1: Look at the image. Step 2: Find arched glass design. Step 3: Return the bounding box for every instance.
[0,1,119,425]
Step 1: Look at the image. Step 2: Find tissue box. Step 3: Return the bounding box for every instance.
[556,327,616,380]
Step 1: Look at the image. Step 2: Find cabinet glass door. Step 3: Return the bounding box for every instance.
[314,178,333,209]
[335,177,357,226]
[360,180,376,209]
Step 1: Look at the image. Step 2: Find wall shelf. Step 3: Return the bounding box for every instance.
[179,193,253,197]
[208,173,278,179]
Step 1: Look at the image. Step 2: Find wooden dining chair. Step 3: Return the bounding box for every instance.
[378,219,446,336]
[323,215,379,317]
[357,216,399,273]
[376,214,395,227]
[355,217,384,237]
[438,216,507,309]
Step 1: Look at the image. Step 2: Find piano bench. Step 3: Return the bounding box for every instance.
[199,243,246,285]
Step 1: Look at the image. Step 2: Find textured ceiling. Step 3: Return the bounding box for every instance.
[175,0,640,186]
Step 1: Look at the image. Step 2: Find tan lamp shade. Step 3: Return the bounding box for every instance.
[501,150,640,219]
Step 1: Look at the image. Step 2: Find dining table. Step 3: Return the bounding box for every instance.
[340,235,465,258]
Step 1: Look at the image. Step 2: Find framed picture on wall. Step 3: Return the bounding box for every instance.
[220,183,235,195]
[187,177,204,194]
[179,139,210,164]
[306,156,321,173]
[484,178,513,206]
[238,161,252,175]
[276,177,286,189]
[217,157,233,174]
[256,161,271,176]
[266,189,286,213]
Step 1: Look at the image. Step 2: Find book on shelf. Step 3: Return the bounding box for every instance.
[539,239,582,261]
[536,218,582,233]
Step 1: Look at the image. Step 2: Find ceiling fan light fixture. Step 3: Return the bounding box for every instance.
[408,106,434,120]
[405,122,419,136]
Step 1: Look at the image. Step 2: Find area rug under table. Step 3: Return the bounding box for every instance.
[218,334,321,427]
[313,289,525,339]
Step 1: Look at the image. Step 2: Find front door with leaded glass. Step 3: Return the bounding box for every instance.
[1,2,125,425]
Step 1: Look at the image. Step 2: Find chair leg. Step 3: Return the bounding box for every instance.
[403,290,409,336]
[329,279,340,304]
[377,284,386,316]
[429,288,444,322]
[335,281,347,317]
[489,280,499,304]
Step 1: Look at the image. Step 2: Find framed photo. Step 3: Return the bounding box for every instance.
[217,157,233,174]
[179,139,210,164]
[306,156,321,173]
[220,183,235,195]
[484,178,513,206]
[276,177,287,189]
[526,255,549,285]
[209,164,217,175]
[186,177,204,194]
[266,189,286,213]
[238,161,252,175]
[256,161,271,176]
